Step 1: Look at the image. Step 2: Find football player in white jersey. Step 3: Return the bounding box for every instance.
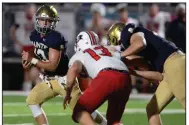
[64,31,131,125]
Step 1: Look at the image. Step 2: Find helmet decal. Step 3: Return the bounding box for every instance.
[74,31,99,52]
[85,31,96,45]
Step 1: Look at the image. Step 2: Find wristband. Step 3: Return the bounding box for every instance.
[31,58,39,65]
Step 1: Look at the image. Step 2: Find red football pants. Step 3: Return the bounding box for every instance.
[72,70,131,125]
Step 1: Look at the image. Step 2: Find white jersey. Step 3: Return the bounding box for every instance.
[139,11,171,38]
[69,45,128,79]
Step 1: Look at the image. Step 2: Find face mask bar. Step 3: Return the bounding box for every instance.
[35,17,59,34]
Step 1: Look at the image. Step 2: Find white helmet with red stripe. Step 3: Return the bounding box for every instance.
[74,31,99,52]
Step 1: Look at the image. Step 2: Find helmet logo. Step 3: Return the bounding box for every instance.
[111,36,118,45]
[128,28,134,33]
[78,35,83,40]
[41,12,49,18]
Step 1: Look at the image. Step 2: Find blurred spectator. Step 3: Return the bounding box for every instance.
[3,4,16,53]
[166,4,186,53]
[115,3,138,25]
[10,4,40,91]
[139,3,171,38]
[10,4,36,53]
[85,3,113,45]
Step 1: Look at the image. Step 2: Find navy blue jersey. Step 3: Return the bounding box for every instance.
[120,24,178,72]
[30,30,69,76]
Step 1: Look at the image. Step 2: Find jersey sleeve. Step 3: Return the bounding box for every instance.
[133,26,145,33]
[47,31,68,51]
[120,23,136,49]
[68,52,85,68]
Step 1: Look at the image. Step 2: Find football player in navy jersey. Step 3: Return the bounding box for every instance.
[22,5,106,125]
[107,22,185,125]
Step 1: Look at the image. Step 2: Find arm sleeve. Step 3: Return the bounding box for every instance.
[69,52,85,68]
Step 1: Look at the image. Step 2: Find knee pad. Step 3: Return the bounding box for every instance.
[28,105,44,118]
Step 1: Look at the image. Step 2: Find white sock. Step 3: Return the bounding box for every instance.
[22,81,32,91]
[29,105,43,117]
[91,110,107,125]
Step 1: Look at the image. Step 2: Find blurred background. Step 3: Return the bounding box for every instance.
[2,3,186,125]
[2,3,186,93]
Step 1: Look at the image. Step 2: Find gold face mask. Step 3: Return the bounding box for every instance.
[107,22,126,45]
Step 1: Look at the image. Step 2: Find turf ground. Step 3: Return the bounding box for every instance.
[3,94,185,125]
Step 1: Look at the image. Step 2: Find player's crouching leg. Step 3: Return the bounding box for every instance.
[26,98,49,125]
[146,98,163,125]
[55,76,107,125]
[27,105,48,125]
[72,101,96,125]
[72,102,107,125]
[26,82,57,125]
[69,84,107,125]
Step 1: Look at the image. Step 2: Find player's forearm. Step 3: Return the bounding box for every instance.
[35,60,57,71]
[124,56,150,70]
[121,43,144,57]
[67,61,82,89]
[66,68,79,89]
[130,70,163,82]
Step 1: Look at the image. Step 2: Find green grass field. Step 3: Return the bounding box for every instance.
[3,95,185,125]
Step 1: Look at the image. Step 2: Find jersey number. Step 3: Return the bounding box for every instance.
[34,48,47,61]
[84,46,112,61]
